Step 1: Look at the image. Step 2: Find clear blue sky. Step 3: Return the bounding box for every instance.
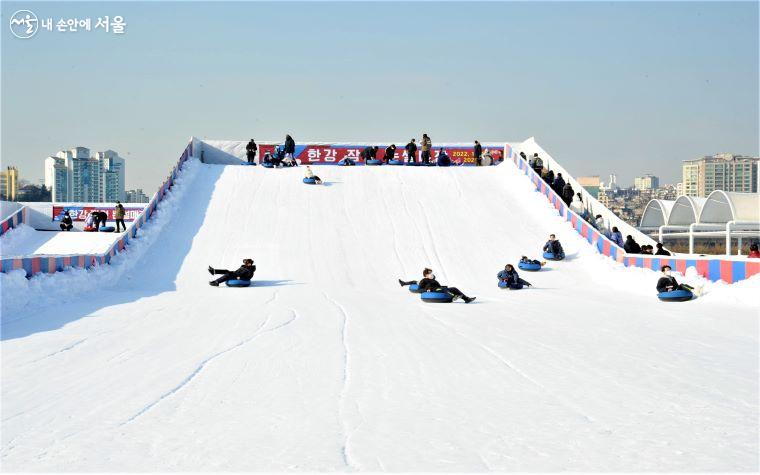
[2,1,758,191]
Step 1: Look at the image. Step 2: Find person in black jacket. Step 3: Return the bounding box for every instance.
[59,211,73,231]
[362,146,378,163]
[552,173,566,195]
[474,141,483,166]
[283,135,296,166]
[543,234,565,259]
[655,243,671,256]
[545,169,555,187]
[246,139,257,164]
[497,264,532,289]
[208,258,256,286]
[93,210,108,230]
[562,182,574,206]
[623,235,642,254]
[656,265,693,293]
[405,139,417,164]
[398,268,475,303]
[383,144,397,164]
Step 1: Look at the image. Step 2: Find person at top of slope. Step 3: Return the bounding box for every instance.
[405,138,417,164]
[383,144,397,164]
[304,166,322,184]
[481,148,494,166]
[283,134,296,165]
[623,235,642,254]
[246,139,257,164]
[497,264,532,289]
[474,141,483,166]
[420,133,432,165]
[208,258,256,287]
[520,256,546,267]
[361,145,378,163]
[437,148,451,166]
[399,268,476,303]
[543,234,565,259]
[59,210,73,231]
[656,265,694,294]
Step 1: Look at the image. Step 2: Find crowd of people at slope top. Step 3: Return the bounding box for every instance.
[245,135,499,167]
[60,202,127,233]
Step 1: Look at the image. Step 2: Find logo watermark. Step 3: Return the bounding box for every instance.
[9,10,38,39]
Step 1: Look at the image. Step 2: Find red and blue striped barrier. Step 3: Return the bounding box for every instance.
[0,206,27,237]
[512,154,759,284]
[1,141,194,278]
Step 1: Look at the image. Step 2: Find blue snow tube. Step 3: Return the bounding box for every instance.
[226,280,252,288]
[498,280,509,289]
[498,281,523,290]
[243,162,256,166]
[408,284,423,294]
[406,162,420,167]
[657,289,693,302]
[389,160,405,166]
[518,261,542,271]
[303,177,317,184]
[543,251,564,261]
[366,159,383,166]
[421,291,454,303]
[262,162,274,168]
[99,226,115,232]
[338,160,356,166]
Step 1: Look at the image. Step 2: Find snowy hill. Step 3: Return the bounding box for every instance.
[1,160,757,471]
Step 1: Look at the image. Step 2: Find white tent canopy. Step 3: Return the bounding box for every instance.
[699,191,760,224]
[640,199,675,228]
[667,196,706,226]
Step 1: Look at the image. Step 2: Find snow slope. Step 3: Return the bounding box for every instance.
[1,162,757,471]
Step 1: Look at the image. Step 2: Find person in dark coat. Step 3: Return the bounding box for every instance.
[59,211,73,231]
[474,141,483,166]
[520,256,545,267]
[562,182,575,206]
[246,139,257,164]
[545,169,555,187]
[497,264,532,289]
[94,210,108,230]
[656,265,693,293]
[640,245,653,255]
[208,258,256,286]
[552,173,566,195]
[543,234,565,259]
[362,146,378,163]
[405,139,417,164]
[655,243,671,256]
[623,235,642,254]
[398,268,475,303]
[437,148,451,166]
[383,144,397,164]
[283,135,297,166]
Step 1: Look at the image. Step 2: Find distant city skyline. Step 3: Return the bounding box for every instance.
[2,1,757,191]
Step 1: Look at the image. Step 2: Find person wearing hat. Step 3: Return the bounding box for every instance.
[59,210,73,231]
[208,258,256,286]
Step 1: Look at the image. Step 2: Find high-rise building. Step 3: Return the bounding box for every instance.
[44,147,126,202]
[125,188,149,203]
[634,174,659,191]
[681,154,759,197]
[0,167,20,201]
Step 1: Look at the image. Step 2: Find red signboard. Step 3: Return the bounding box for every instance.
[53,206,145,222]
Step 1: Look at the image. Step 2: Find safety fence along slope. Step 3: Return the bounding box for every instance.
[0,205,27,238]
[511,144,759,284]
[0,141,194,277]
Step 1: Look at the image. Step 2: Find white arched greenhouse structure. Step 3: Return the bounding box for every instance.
[639,199,675,230]
[655,191,760,255]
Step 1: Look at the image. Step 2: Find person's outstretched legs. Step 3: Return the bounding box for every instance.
[399,279,417,287]
[443,286,475,303]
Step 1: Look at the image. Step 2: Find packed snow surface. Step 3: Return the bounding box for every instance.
[0,224,121,258]
[1,162,757,471]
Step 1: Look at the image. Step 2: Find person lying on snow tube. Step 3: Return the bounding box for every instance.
[338,157,357,166]
[543,234,565,260]
[208,258,256,287]
[656,265,694,301]
[497,264,532,289]
[399,268,476,303]
[261,152,275,168]
[304,166,323,184]
[518,256,545,271]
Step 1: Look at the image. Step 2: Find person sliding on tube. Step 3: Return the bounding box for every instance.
[399,268,476,303]
[543,234,565,259]
[208,258,256,286]
[656,265,693,294]
[520,256,545,267]
[497,264,531,289]
[305,166,322,184]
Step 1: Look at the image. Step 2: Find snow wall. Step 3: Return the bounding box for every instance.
[0,204,27,238]
[0,140,194,276]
